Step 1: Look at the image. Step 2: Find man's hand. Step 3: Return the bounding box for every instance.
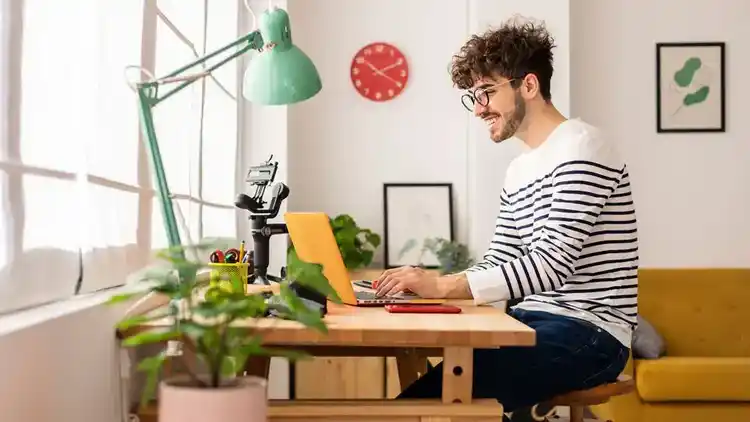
[373,266,444,298]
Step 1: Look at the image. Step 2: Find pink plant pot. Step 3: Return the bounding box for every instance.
[159,375,267,422]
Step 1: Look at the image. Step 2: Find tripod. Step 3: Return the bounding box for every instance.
[234,156,289,285]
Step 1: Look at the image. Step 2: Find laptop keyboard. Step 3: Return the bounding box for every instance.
[355,290,380,300]
[355,290,418,300]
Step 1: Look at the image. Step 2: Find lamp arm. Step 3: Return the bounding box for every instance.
[136,30,264,256]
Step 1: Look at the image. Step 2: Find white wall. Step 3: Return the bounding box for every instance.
[286,0,471,261]
[0,298,128,422]
[286,0,571,264]
[570,0,750,267]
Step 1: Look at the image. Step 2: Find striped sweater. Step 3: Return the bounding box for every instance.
[465,118,638,347]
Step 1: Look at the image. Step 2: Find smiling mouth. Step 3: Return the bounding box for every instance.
[484,116,498,128]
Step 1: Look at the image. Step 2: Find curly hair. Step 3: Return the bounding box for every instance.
[450,17,556,101]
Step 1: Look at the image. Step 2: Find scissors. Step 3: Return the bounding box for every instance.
[210,248,241,264]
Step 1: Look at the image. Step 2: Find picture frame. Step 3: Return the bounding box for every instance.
[383,183,454,269]
[656,42,726,133]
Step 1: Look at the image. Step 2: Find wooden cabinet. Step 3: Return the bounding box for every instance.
[293,357,385,399]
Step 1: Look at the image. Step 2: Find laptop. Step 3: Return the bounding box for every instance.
[284,212,445,306]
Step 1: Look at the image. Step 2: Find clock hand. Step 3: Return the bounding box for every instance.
[375,59,403,74]
[363,59,403,88]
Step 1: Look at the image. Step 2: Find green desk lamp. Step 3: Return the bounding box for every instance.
[134,6,321,257]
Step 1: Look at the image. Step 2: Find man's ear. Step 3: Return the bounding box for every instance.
[520,74,540,100]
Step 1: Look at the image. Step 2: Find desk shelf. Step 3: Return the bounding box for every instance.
[269,398,503,421]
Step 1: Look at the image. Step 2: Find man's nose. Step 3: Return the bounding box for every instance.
[473,102,487,118]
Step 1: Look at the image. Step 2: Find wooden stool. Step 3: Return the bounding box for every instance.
[548,375,635,422]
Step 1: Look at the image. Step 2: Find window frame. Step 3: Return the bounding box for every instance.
[0,0,242,314]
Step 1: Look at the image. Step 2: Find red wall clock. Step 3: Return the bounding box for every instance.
[350,42,409,102]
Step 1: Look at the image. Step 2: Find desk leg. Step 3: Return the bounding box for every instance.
[441,347,473,404]
[244,356,271,379]
[395,348,429,391]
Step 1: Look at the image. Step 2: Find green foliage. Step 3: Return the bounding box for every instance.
[288,214,381,270]
[330,214,380,269]
[398,237,475,275]
[109,237,338,407]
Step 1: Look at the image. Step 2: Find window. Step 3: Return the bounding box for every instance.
[0,0,242,314]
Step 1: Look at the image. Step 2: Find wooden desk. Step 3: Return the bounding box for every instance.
[122,297,535,422]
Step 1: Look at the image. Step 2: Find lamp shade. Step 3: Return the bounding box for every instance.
[243,7,322,105]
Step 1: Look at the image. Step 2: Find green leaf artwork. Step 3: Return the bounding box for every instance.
[671,56,710,115]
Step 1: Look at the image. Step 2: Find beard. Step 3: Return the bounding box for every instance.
[492,90,526,143]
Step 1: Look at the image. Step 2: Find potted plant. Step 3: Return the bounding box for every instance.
[110,238,338,422]
[398,237,475,274]
[288,213,381,270]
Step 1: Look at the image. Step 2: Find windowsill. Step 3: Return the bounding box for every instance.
[0,283,146,337]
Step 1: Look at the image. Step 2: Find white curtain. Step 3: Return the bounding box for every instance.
[0,0,242,314]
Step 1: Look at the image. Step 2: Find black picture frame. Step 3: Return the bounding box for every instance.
[382,183,454,269]
[656,42,726,133]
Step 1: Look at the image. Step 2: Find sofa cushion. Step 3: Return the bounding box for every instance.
[632,315,666,359]
[635,357,750,402]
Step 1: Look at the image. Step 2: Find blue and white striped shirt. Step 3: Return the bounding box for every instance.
[465,119,638,346]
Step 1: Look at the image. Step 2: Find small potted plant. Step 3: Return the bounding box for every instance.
[398,237,475,274]
[111,238,338,422]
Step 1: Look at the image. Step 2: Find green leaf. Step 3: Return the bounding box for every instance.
[397,239,418,260]
[279,283,327,333]
[122,329,182,347]
[336,226,359,248]
[151,281,182,295]
[331,214,355,229]
[240,340,310,361]
[220,355,241,378]
[137,351,167,409]
[107,292,141,305]
[178,320,210,339]
[117,309,172,331]
[286,249,340,303]
[683,86,710,106]
[365,231,381,248]
[360,249,374,267]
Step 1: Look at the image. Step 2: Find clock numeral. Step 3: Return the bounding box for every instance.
[364,48,372,55]
[388,89,395,97]
[375,92,382,100]
[364,88,370,95]
[352,67,360,75]
[355,79,362,87]
[375,44,385,53]
[355,57,365,64]
[390,49,395,57]
[400,69,407,78]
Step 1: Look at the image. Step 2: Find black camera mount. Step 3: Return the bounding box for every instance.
[234,155,289,285]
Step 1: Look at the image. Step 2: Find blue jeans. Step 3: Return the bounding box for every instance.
[397,309,629,412]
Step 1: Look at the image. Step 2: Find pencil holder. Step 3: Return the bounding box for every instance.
[208,262,249,295]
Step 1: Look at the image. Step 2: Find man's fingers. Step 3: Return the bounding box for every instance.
[374,266,410,288]
[375,267,401,282]
[376,274,403,296]
[378,279,405,297]
[376,274,397,294]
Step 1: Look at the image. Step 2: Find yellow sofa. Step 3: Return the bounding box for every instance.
[592,269,750,422]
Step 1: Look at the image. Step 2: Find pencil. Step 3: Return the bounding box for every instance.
[239,240,245,264]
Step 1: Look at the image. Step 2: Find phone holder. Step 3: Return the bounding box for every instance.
[235,155,289,285]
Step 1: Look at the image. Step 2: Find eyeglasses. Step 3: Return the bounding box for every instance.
[460,79,516,112]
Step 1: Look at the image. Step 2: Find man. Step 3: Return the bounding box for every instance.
[374,18,637,421]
